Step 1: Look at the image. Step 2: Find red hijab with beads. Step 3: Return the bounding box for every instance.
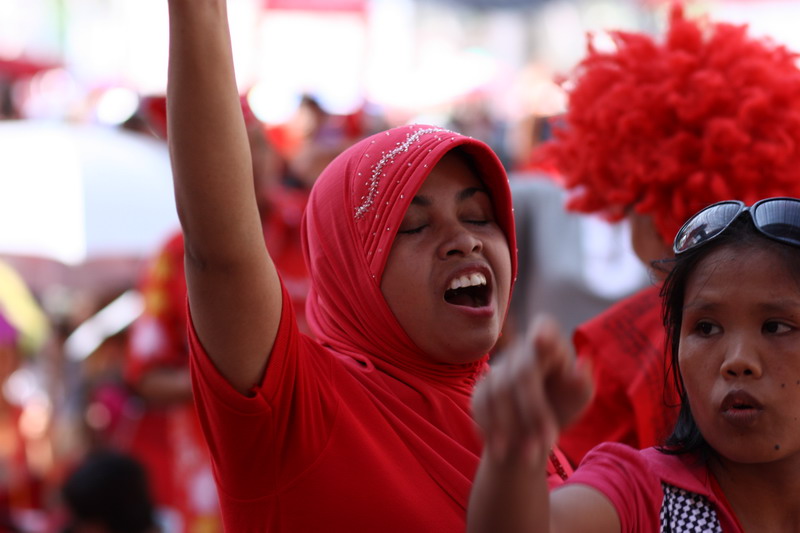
[302,124,517,390]
[301,124,526,505]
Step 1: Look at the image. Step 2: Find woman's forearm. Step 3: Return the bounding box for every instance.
[166,0,263,262]
[468,448,551,533]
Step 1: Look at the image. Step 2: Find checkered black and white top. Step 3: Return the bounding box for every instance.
[660,483,723,532]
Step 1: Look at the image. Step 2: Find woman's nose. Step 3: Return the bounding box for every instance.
[438,224,483,259]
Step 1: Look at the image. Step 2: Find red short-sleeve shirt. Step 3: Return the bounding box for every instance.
[189,285,482,532]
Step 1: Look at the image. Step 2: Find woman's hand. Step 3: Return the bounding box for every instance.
[473,315,593,467]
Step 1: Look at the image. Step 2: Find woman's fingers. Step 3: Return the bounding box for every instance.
[530,316,594,428]
[474,314,586,464]
[473,363,513,461]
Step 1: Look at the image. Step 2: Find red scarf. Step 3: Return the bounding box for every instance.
[302,125,516,391]
[301,125,518,505]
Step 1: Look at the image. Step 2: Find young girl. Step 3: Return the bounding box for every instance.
[165,1,571,530]
[468,197,800,532]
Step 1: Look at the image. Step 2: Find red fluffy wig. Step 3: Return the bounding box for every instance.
[539,4,800,245]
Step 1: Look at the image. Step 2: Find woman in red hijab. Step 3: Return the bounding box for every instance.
[165,1,570,530]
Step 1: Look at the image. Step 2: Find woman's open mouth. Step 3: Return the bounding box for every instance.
[444,272,490,308]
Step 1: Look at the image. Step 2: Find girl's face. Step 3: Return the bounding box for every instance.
[679,244,800,465]
[380,152,512,364]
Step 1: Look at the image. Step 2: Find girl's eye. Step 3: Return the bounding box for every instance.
[696,321,719,336]
[763,321,792,334]
[466,219,490,226]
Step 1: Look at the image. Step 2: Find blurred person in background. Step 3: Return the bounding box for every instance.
[0,259,51,531]
[123,96,313,532]
[59,449,160,533]
[499,107,650,355]
[447,94,509,168]
[0,309,25,533]
[507,114,555,175]
[0,58,62,120]
[490,58,653,356]
[537,3,800,467]
[273,93,365,191]
[497,174,650,358]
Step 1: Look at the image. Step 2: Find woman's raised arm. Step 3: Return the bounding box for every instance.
[166,0,282,393]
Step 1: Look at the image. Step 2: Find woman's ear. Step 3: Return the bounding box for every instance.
[628,212,671,273]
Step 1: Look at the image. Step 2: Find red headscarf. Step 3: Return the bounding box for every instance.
[302,124,517,391]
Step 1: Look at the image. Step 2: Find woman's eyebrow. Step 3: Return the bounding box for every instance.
[458,186,489,202]
[410,186,489,207]
[758,300,800,314]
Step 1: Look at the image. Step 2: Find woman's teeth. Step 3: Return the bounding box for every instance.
[448,272,487,291]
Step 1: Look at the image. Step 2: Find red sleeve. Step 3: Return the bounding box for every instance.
[125,233,188,385]
[564,443,663,532]
[188,283,338,501]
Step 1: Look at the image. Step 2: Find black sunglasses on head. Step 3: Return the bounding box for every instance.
[673,197,800,255]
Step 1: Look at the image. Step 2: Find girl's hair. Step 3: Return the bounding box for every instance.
[659,215,800,458]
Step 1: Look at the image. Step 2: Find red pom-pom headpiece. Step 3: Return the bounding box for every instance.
[539,4,800,245]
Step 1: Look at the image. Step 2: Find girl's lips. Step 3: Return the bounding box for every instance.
[720,390,764,428]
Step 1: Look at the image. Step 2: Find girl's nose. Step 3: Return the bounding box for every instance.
[719,342,763,379]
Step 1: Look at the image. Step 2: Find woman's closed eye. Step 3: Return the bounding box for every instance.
[465,219,490,226]
[398,224,427,235]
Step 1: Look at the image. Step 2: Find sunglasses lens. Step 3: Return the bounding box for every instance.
[752,199,800,246]
[674,202,743,254]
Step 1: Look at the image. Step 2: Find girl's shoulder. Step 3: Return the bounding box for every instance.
[566,443,730,533]
[574,442,712,495]
[639,447,712,496]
